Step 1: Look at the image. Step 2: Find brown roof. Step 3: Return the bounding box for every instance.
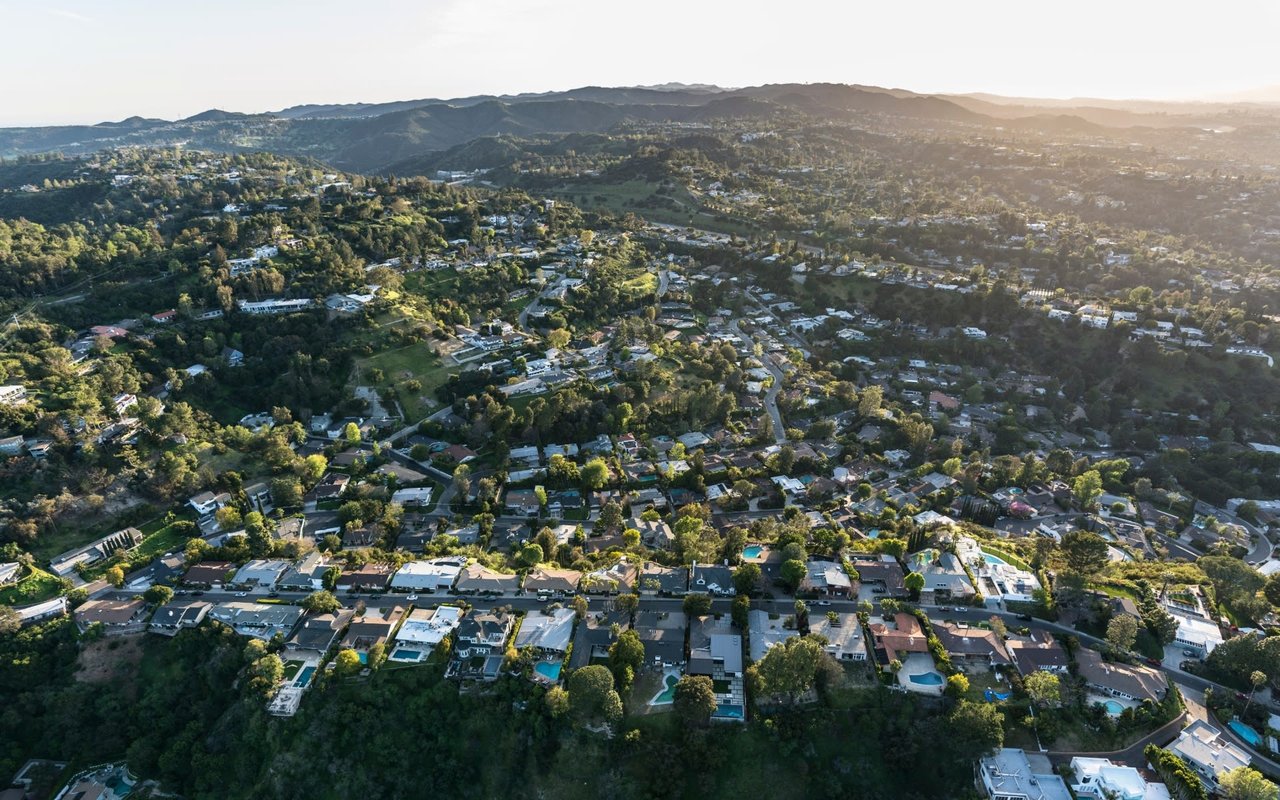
[523,567,582,594]
[932,621,1011,664]
[870,613,930,660]
[183,561,234,585]
[76,598,146,626]
[1076,648,1167,703]
[1007,631,1068,675]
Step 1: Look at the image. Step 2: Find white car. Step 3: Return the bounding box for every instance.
[406,594,419,602]
[235,591,248,598]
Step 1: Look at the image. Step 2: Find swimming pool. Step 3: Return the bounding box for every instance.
[391,648,422,661]
[982,553,1008,565]
[1101,699,1126,715]
[650,673,679,704]
[743,545,763,559]
[533,661,562,682]
[908,672,945,686]
[295,666,316,687]
[866,529,880,539]
[712,704,744,719]
[1229,720,1263,747]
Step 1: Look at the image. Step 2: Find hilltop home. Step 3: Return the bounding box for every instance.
[391,605,463,662]
[1068,757,1170,800]
[1168,721,1251,793]
[633,609,688,669]
[288,610,355,653]
[977,749,1072,800]
[75,598,147,635]
[341,605,406,653]
[514,607,575,654]
[149,600,212,635]
[808,612,867,661]
[1075,649,1167,704]
[49,527,143,577]
[1007,631,1069,675]
[931,621,1011,668]
[455,610,513,658]
[748,609,799,663]
[208,602,304,641]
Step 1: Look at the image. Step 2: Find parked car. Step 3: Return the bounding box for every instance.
[1144,657,1162,667]
[1183,648,1198,657]
[406,594,419,602]
[1016,614,1033,621]
[235,591,248,598]
[815,600,831,607]
[267,592,279,598]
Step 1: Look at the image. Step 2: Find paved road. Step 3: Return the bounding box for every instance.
[656,269,670,298]
[730,319,786,443]
[518,296,541,333]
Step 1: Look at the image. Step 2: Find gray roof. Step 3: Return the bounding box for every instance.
[514,607,575,652]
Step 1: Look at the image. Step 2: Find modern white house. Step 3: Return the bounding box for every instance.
[1167,721,1251,793]
[1069,757,1170,800]
[977,749,1072,800]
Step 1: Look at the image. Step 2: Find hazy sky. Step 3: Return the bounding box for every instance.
[3,0,1278,126]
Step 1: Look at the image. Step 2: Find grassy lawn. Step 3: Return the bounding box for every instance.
[282,660,304,682]
[0,566,64,606]
[131,516,197,562]
[980,544,1031,571]
[352,340,453,421]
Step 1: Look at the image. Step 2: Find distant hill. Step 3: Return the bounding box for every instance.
[3,81,1276,172]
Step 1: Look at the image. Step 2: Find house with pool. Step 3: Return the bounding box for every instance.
[931,621,1010,671]
[687,614,746,721]
[905,548,976,605]
[633,609,687,669]
[1168,721,1251,794]
[515,607,575,679]
[391,605,462,663]
[1076,648,1166,712]
[808,612,866,661]
[451,609,515,680]
[870,613,943,695]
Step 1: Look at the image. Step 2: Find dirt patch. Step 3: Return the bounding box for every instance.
[76,635,145,689]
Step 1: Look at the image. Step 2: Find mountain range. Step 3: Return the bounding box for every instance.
[3,82,1278,174]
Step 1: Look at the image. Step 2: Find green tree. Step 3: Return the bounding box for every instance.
[580,457,609,490]
[342,422,361,444]
[1220,767,1278,800]
[571,594,589,620]
[1059,529,1109,579]
[144,585,174,605]
[567,664,623,723]
[750,635,831,704]
[1024,670,1061,706]
[683,593,712,617]
[859,385,883,418]
[105,565,125,588]
[1072,469,1103,510]
[733,562,762,595]
[780,559,807,592]
[732,594,751,630]
[615,593,639,617]
[945,673,970,698]
[215,505,242,531]
[1106,615,1138,653]
[302,590,341,614]
[673,675,717,726]
[546,685,571,717]
[452,463,472,499]
[904,571,925,599]
[945,700,1005,761]
[0,605,19,635]
[246,653,284,698]
[334,648,362,676]
[608,629,645,685]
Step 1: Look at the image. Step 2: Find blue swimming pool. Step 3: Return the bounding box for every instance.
[982,553,1008,565]
[651,673,679,704]
[1101,699,1126,715]
[866,529,880,539]
[534,661,562,682]
[1230,720,1263,747]
[712,704,745,719]
[392,648,421,661]
[743,545,763,559]
[295,666,316,687]
[909,672,945,686]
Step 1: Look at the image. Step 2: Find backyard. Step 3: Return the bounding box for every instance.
[352,340,453,421]
[0,565,64,606]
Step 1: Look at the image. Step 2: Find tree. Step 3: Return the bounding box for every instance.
[452,463,472,499]
[1106,615,1138,653]
[1024,670,1061,706]
[859,385,883,418]
[945,700,1005,761]
[945,673,970,698]
[571,594,589,620]
[246,653,284,698]
[904,571,925,599]
[615,593,639,617]
[683,593,712,617]
[732,594,751,630]
[580,457,609,490]
[215,505,242,531]
[609,629,645,686]
[546,328,571,349]
[1072,469,1103,510]
[105,565,125,588]
[302,590,341,614]
[1059,529,1109,579]
[733,562,762,595]
[545,685,571,717]
[144,585,174,605]
[342,422,361,444]
[673,675,717,725]
[598,499,624,532]
[271,477,304,508]
[334,648,362,676]
[302,454,328,482]
[1245,670,1268,716]
[1220,767,1278,800]
[1265,573,1280,608]
[780,559,807,592]
[989,616,1007,640]
[0,605,18,636]
[567,664,623,723]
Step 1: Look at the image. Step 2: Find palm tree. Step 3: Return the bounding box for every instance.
[1244,670,1268,716]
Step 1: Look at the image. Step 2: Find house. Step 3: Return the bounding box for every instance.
[16,596,67,626]
[124,554,185,591]
[0,561,20,586]
[582,559,637,594]
[48,527,143,576]
[391,487,434,507]
[638,562,688,595]
[1007,630,1069,675]
[208,602,304,640]
[869,613,930,666]
[288,609,355,653]
[848,554,907,598]
[335,563,393,592]
[808,612,867,661]
[801,559,853,597]
[74,598,147,634]
[340,605,406,653]
[0,435,26,456]
[514,607,575,653]
[632,609,687,669]
[1076,648,1167,704]
[391,605,463,662]
[187,491,232,516]
[182,560,234,587]
[523,567,582,596]
[149,600,212,635]
[1167,609,1223,656]
[689,615,745,676]
[276,551,332,592]
[453,563,520,595]
[390,557,465,593]
[977,749,1072,800]
[905,549,976,603]
[231,559,291,589]
[0,384,27,406]
[310,473,351,502]
[1069,757,1170,800]
[570,610,628,669]
[931,621,1011,667]
[748,609,798,662]
[342,526,382,549]
[630,516,675,549]
[689,562,735,596]
[455,610,514,658]
[1168,720,1251,793]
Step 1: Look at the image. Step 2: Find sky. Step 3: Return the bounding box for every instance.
[3,0,1279,126]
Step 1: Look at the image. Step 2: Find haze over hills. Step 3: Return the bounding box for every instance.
[3,82,1280,174]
